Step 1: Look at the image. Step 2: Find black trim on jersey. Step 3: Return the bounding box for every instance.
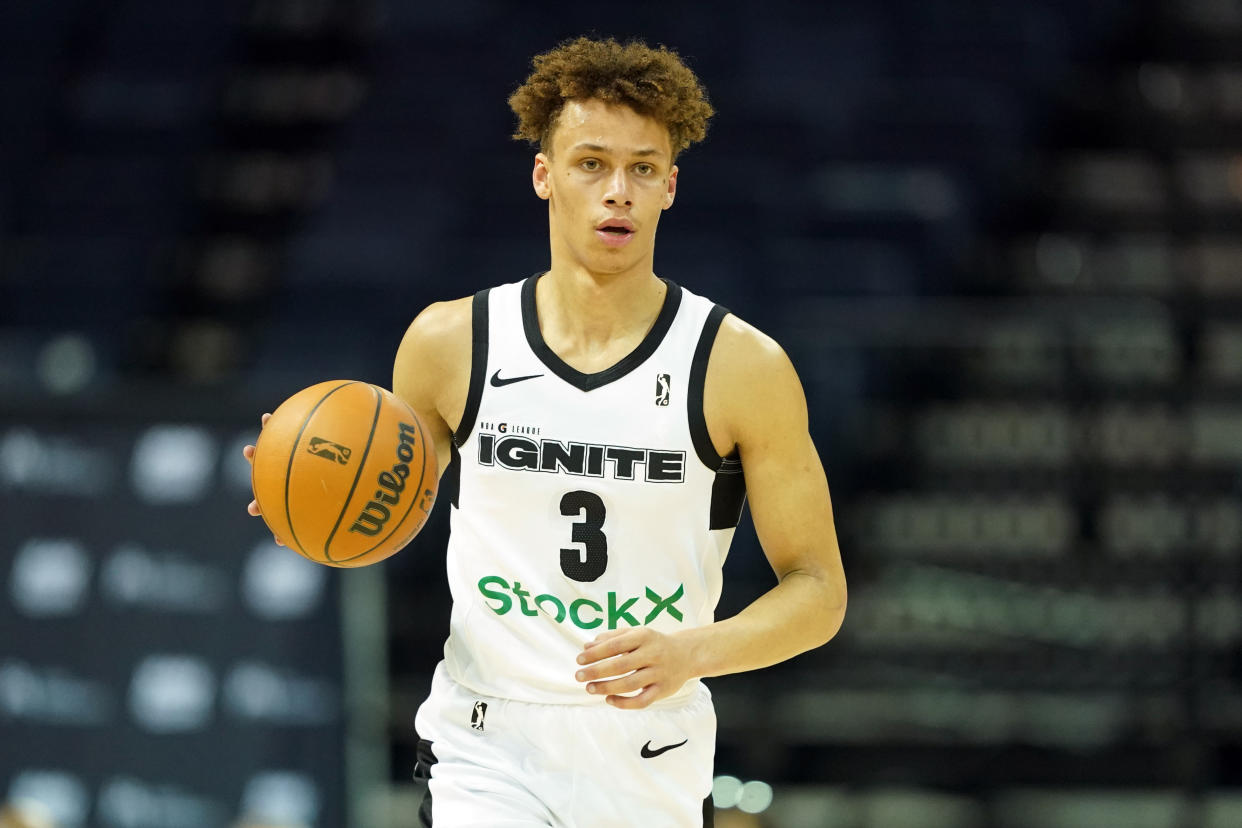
[454,288,491,448]
[688,304,748,530]
[688,303,733,471]
[703,794,715,827]
[709,460,747,530]
[521,273,683,392]
[443,442,461,509]
[414,738,438,827]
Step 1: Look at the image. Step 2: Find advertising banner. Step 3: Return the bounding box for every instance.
[0,418,346,828]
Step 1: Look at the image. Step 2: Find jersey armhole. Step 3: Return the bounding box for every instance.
[452,287,490,448]
[688,304,747,531]
[687,303,735,471]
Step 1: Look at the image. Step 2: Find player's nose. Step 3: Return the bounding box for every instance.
[603,168,632,207]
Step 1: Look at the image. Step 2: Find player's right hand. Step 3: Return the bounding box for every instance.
[242,412,284,546]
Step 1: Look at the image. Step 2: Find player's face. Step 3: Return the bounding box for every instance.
[532,99,678,277]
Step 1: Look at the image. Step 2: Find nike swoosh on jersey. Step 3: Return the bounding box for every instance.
[640,738,688,759]
[490,370,544,387]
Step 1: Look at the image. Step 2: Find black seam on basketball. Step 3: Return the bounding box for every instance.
[688,304,731,471]
[282,380,358,557]
[380,403,432,551]
[323,384,383,562]
[337,395,432,563]
[453,287,490,448]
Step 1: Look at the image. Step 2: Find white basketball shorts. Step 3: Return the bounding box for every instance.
[412,661,717,827]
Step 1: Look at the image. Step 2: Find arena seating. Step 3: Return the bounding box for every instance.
[5,0,1239,825]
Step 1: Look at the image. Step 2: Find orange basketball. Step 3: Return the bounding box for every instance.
[251,380,438,567]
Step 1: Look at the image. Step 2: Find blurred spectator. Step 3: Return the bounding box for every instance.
[0,801,56,828]
[715,808,766,828]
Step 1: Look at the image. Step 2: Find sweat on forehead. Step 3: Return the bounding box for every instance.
[545,100,673,159]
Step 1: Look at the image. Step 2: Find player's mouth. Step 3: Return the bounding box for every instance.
[595,219,636,248]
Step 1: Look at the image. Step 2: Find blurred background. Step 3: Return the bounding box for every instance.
[2,0,1241,826]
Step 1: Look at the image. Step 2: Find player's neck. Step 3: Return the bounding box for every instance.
[535,266,667,361]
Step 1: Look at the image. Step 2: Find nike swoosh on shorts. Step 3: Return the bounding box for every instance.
[640,739,688,759]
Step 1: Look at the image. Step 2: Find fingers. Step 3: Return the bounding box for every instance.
[242,413,271,463]
[578,629,644,665]
[244,412,270,513]
[245,500,282,545]
[606,683,661,710]
[583,628,627,649]
[243,413,281,548]
[575,628,684,709]
[586,668,654,699]
[576,653,640,684]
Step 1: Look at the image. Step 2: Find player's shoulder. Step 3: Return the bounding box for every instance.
[394,296,475,415]
[701,310,808,446]
[405,295,474,342]
[402,274,528,343]
[700,310,805,448]
[710,311,793,383]
[395,296,474,383]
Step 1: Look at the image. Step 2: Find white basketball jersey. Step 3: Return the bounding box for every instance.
[439,275,746,706]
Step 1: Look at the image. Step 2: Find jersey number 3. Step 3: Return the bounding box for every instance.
[559,490,607,582]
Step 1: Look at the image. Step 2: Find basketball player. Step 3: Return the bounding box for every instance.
[246,37,846,828]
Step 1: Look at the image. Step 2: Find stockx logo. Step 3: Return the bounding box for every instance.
[477,576,685,631]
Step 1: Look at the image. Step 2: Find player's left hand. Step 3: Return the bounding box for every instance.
[575,627,697,710]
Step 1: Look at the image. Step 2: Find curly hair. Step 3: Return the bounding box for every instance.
[508,37,714,159]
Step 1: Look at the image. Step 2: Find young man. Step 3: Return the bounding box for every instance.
[250,36,846,828]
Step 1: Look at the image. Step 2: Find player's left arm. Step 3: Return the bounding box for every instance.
[576,315,847,708]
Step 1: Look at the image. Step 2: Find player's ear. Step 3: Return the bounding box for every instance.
[663,164,678,210]
[533,153,552,200]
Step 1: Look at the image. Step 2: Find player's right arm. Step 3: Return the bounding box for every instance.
[244,296,473,532]
[391,296,474,479]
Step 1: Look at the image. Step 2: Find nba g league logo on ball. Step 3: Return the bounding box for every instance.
[306,437,351,464]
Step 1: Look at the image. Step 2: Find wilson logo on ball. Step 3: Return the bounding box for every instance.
[350,422,418,537]
[307,437,352,464]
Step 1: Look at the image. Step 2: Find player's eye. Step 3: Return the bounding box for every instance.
[634,163,654,175]
[580,158,601,171]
